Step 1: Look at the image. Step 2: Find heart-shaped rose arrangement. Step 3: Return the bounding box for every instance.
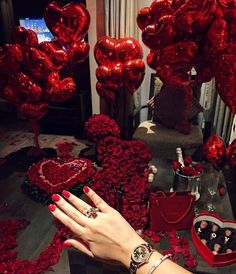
[94,36,145,101]
[192,212,236,267]
[27,157,95,194]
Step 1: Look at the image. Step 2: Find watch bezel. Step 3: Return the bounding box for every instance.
[129,243,154,274]
[131,244,152,263]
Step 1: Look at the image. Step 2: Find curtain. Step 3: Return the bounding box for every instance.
[104,0,140,106]
[0,0,15,42]
[104,0,142,137]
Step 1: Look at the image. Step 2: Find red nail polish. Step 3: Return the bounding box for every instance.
[48,204,56,212]
[52,194,60,202]
[62,190,70,199]
[83,186,89,193]
[63,242,72,248]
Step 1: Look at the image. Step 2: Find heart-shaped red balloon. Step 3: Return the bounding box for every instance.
[38,41,68,70]
[203,135,226,170]
[123,60,145,94]
[44,72,76,103]
[0,44,23,76]
[14,72,43,102]
[142,17,176,50]
[44,1,90,46]
[225,139,236,169]
[137,7,151,30]
[94,36,143,65]
[13,26,38,47]
[25,48,54,81]
[215,46,236,114]
[96,63,123,90]
[1,85,22,105]
[116,38,143,63]
[94,37,117,65]
[18,102,49,120]
[96,82,115,102]
[68,41,90,64]
[149,0,174,22]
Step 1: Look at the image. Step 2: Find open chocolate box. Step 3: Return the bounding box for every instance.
[191,212,236,267]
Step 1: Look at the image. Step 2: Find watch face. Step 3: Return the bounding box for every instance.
[131,245,150,263]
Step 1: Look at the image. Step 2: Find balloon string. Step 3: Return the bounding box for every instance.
[29,120,40,149]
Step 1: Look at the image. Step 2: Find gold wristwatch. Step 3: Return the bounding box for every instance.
[129,243,154,274]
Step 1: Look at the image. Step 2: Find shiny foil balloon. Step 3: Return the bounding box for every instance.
[116,38,143,63]
[25,48,54,80]
[94,36,145,98]
[123,60,145,94]
[142,18,176,50]
[96,63,123,90]
[14,72,43,102]
[0,44,23,76]
[44,72,76,103]
[203,135,226,170]
[2,85,22,105]
[44,1,90,46]
[18,102,49,120]
[68,41,90,64]
[137,7,151,30]
[13,26,38,47]
[225,139,236,169]
[215,43,236,115]
[38,41,68,70]
[96,81,115,103]
[94,36,119,65]
[94,36,143,65]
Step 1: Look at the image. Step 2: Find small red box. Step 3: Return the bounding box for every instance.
[191,212,236,267]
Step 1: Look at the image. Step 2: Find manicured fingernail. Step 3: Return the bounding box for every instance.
[83,186,89,193]
[63,242,72,248]
[62,190,70,199]
[52,194,60,202]
[48,204,56,212]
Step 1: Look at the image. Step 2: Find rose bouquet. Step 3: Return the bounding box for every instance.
[91,136,152,230]
[84,114,120,143]
[172,155,204,177]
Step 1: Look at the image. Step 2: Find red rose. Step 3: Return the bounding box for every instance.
[171,160,181,170]
[193,163,203,174]
[183,156,192,166]
[181,166,199,177]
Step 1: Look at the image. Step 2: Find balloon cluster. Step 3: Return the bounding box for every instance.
[137,0,236,115]
[94,37,145,102]
[0,1,90,121]
[203,135,236,170]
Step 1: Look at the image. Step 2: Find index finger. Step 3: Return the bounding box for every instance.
[83,186,111,213]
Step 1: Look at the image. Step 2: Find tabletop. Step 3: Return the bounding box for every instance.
[150,158,236,274]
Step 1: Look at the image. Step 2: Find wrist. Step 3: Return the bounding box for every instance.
[119,235,147,268]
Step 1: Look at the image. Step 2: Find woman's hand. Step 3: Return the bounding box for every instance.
[48,186,146,267]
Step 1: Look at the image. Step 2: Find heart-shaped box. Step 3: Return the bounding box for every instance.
[192,212,236,267]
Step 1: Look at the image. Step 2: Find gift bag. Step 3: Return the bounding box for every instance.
[149,191,195,232]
